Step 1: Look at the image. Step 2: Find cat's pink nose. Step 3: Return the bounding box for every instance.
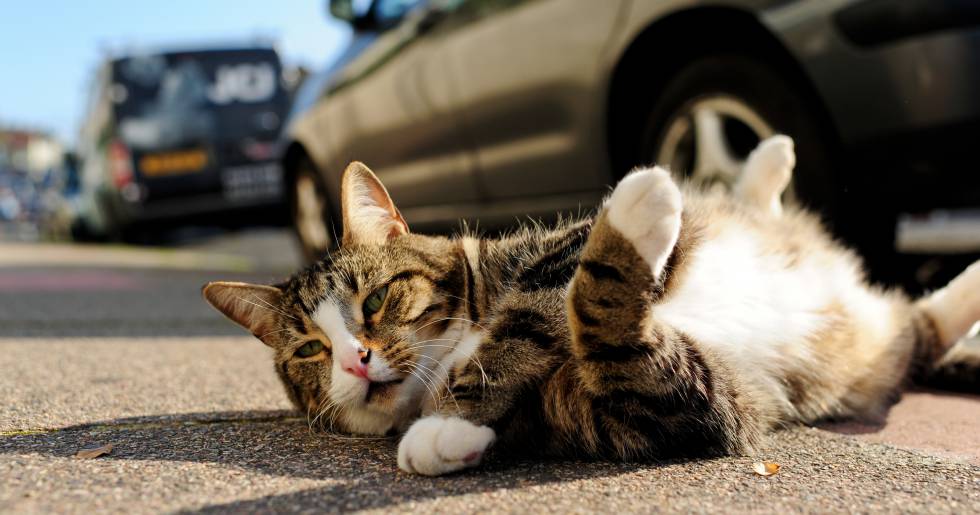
[343,359,369,379]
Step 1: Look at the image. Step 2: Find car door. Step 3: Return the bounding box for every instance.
[435,0,628,201]
[316,2,481,218]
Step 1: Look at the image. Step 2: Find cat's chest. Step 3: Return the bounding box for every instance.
[652,230,849,364]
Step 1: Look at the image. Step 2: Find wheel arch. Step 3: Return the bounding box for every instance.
[605,5,839,177]
[281,140,314,186]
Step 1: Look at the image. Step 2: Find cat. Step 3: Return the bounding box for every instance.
[203,136,980,476]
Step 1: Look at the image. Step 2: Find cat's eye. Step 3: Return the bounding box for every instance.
[294,340,324,358]
[363,286,388,317]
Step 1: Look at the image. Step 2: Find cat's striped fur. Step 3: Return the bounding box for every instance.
[204,136,980,475]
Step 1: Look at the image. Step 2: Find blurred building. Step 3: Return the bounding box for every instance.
[0,126,67,237]
[0,126,64,178]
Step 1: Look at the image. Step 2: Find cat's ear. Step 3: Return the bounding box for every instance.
[340,161,409,246]
[202,281,284,346]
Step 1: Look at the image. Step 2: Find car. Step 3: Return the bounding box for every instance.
[280,0,980,287]
[74,45,291,240]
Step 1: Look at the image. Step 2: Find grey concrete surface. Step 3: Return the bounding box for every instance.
[1,236,978,513]
[0,337,290,432]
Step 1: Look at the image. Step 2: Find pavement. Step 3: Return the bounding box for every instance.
[1,230,978,513]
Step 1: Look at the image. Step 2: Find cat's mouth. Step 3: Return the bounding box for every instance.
[365,378,404,403]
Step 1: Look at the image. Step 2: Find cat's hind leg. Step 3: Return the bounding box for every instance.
[918,260,980,348]
[734,135,795,217]
[562,167,761,459]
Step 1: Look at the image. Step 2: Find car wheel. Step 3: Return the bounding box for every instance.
[289,157,334,262]
[69,218,101,242]
[638,54,904,285]
[639,55,837,216]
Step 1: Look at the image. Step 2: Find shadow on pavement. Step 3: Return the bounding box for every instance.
[820,389,980,436]
[0,410,671,512]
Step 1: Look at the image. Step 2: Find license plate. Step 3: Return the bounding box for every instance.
[221,163,283,200]
[139,149,208,177]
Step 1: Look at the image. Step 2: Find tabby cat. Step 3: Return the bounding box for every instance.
[204,136,980,476]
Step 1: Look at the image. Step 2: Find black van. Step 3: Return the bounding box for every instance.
[74,46,290,240]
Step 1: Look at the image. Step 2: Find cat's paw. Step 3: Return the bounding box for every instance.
[921,259,980,346]
[746,135,795,181]
[397,416,495,476]
[737,136,794,214]
[606,166,682,278]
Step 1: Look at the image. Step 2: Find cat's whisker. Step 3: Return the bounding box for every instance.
[397,339,459,353]
[398,339,490,390]
[388,337,463,364]
[412,316,488,336]
[310,392,339,432]
[400,363,442,411]
[321,399,346,434]
[468,353,490,390]
[403,360,440,402]
[305,401,317,434]
[402,358,457,414]
[411,317,452,335]
[397,344,456,357]
[406,357,461,415]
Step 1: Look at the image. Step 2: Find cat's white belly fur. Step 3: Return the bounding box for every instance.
[652,226,897,411]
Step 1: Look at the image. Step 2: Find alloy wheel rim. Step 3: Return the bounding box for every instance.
[655,94,796,203]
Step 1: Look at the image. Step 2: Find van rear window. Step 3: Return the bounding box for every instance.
[111,49,287,149]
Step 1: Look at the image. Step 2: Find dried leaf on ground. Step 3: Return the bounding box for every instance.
[74,443,113,459]
[753,461,781,476]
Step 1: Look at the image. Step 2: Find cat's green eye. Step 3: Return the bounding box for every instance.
[295,340,324,358]
[363,286,388,316]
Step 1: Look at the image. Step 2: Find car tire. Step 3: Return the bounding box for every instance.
[637,54,903,285]
[288,156,335,262]
[69,218,102,243]
[639,55,838,213]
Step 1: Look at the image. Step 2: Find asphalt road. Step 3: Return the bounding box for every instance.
[1,231,978,513]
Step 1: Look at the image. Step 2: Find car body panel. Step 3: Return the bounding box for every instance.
[438,0,628,200]
[304,11,481,212]
[766,0,980,145]
[283,0,980,242]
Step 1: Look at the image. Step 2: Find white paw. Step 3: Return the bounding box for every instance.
[922,260,980,345]
[748,135,795,177]
[397,416,495,476]
[606,166,682,278]
[743,136,794,189]
[737,135,795,216]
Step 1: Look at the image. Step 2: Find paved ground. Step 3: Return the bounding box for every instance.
[1,233,978,513]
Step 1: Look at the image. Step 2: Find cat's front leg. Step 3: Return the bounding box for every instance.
[397,415,496,476]
[398,330,496,476]
[397,292,564,475]
[564,168,757,458]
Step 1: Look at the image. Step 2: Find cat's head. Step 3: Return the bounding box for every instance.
[203,162,470,435]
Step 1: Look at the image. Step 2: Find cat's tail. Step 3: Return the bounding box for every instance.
[915,260,980,390]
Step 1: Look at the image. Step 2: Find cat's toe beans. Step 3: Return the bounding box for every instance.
[397,416,495,476]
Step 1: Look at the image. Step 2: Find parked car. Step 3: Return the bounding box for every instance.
[280,0,980,286]
[74,45,290,240]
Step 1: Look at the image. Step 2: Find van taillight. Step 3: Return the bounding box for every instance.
[109,140,133,188]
